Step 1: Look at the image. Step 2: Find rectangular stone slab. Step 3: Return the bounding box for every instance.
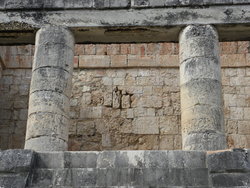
[0,5,250,44]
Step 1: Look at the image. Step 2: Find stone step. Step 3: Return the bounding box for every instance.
[28,150,209,187]
[29,168,209,187]
[35,150,207,169]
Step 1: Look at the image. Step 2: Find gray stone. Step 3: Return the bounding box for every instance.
[30,67,72,97]
[97,151,116,168]
[53,169,73,186]
[115,151,145,168]
[109,0,130,8]
[64,151,98,168]
[179,25,226,151]
[149,0,165,7]
[165,0,180,6]
[25,136,67,151]
[207,149,250,173]
[25,26,74,152]
[131,0,149,7]
[182,132,227,151]
[26,112,69,141]
[94,0,110,9]
[180,57,221,85]
[204,0,233,5]
[28,91,70,117]
[72,168,97,186]
[30,169,54,186]
[33,44,74,73]
[35,152,65,169]
[211,173,250,187]
[0,149,34,173]
[0,174,29,188]
[181,105,224,133]
[181,79,223,109]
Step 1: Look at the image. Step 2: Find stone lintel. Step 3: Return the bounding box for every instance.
[0,5,250,44]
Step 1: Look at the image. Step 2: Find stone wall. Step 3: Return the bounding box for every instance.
[0,42,249,151]
[1,149,250,187]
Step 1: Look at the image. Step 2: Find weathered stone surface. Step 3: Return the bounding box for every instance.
[181,79,223,110]
[179,25,226,151]
[35,152,65,169]
[26,112,69,141]
[25,136,67,151]
[28,91,70,116]
[181,105,224,133]
[207,149,250,173]
[0,150,248,187]
[180,57,221,85]
[33,44,74,73]
[0,149,34,173]
[26,26,74,152]
[182,132,227,150]
[0,149,34,188]
[30,67,72,97]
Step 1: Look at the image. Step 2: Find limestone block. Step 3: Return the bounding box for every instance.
[179,25,219,62]
[0,149,34,173]
[132,117,159,134]
[180,57,221,85]
[33,43,74,72]
[159,116,179,134]
[30,67,72,97]
[67,0,94,8]
[0,174,30,188]
[149,0,165,7]
[182,105,224,133]
[182,132,226,151]
[29,169,54,186]
[207,149,250,173]
[25,136,67,151]
[114,151,145,168]
[79,55,110,68]
[210,173,250,187]
[180,79,223,110]
[94,0,109,8]
[35,26,74,49]
[35,152,65,169]
[4,0,43,9]
[28,91,70,116]
[109,0,130,8]
[25,112,69,141]
[131,0,149,7]
[121,95,130,108]
[43,0,64,8]
[64,151,98,168]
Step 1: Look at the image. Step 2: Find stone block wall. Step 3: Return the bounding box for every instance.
[1,149,250,187]
[0,42,249,151]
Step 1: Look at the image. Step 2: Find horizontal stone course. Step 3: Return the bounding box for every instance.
[1,149,249,187]
[1,0,249,10]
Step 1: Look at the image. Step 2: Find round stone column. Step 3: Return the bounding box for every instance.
[179,25,226,150]
[24,26,74,151]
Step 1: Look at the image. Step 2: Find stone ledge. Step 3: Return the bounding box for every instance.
[0,0,250,10]
[0,149,35,188]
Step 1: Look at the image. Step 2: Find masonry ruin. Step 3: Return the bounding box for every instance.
[0,0,250,187]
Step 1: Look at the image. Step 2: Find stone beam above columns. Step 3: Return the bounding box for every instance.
[0,3,250,44]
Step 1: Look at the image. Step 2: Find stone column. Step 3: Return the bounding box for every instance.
[24,26,74,151]
[179,25,226,150]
